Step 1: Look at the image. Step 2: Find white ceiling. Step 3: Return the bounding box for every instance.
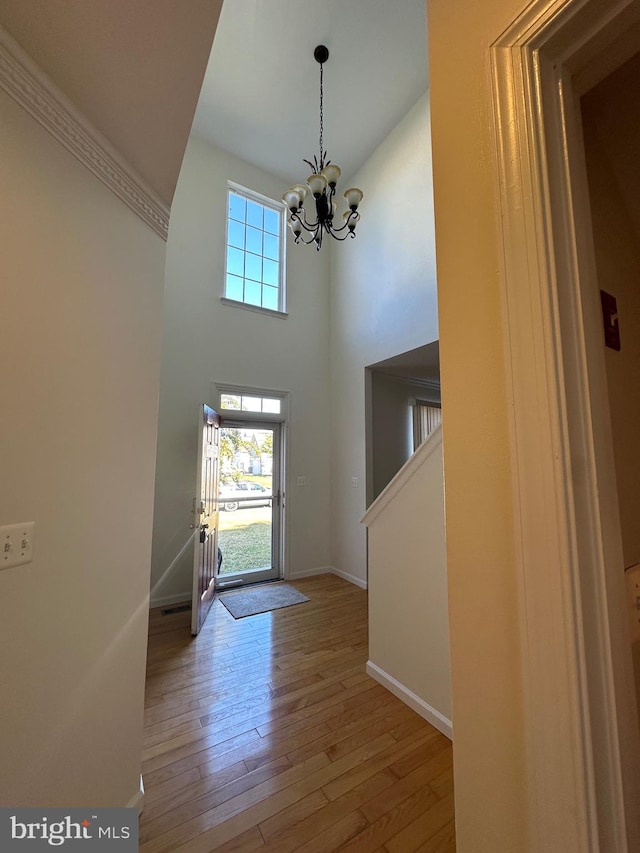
[192,0,428,186]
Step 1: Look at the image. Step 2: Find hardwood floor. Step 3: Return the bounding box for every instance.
[141,574,455,852]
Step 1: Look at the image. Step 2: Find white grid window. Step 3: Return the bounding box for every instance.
[220,393,282,415]
[225,185,285,312]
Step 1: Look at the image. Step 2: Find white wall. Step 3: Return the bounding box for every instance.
[370,372,440,502]
[365,428,451,734]
[151,135,332,604]
[0,89,163,806]
[330,91,439,585]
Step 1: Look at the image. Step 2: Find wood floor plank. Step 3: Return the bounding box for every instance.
[360,747,454,825]
[143,767,202,807]
[140,756,292,840]
[387,732,451,779]
[257,770,397,853]
[429,767,455,801]
[209,826,265,853]
[140,752,331,853]
[384,794,456,853]
[290,810,369,853]
[321,728,437,803]
[140,576,455,852]
[257,789,329,841]
[414,820,457,853]
[338,786,441,853]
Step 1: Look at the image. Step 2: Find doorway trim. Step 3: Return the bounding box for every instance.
[217,420,283,586]
[490,0,640,850]
[212,383,289,581]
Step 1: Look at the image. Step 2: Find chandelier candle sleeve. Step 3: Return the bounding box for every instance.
[281,45,363,251]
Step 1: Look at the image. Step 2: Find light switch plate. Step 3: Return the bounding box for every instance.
[626,564,640,644]
[1,521,35,570]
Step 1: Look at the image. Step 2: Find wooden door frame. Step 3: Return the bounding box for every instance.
[490,0,640,849]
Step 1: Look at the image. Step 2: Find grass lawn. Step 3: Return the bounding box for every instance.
[218,507,271,575]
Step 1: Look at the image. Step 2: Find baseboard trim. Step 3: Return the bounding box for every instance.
[330,566,367,590]
[287,566,333,581]
[127,776,145,814]
[287,565,367,590]
[366,660,452,740]
[155,566,366,605]
[149,591,191,609]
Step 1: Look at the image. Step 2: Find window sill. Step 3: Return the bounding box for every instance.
[220,296,288,319]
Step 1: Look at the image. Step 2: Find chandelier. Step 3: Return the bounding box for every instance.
[282,45,363,251]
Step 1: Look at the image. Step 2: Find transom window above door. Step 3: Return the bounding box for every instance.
[220,393,281,415]
[224,184,286,314]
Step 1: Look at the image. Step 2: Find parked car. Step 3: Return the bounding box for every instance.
[219,481,272,511]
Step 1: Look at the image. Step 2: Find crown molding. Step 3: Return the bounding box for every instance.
[372,370,441,391]
[0,25,169,240]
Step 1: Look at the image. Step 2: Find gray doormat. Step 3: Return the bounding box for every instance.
[219,583,309,619]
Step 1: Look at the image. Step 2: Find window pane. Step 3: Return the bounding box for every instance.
[221,394,241,409]
[229,193,246,222]
[246,226,262,255]
[264,207,280,235]
[225,189,283,314]
[246,201,263,229]
[227,246,244,277]
[241,396,262,412]
[245,279,262,306]
[225,274,244,302]
[228,219,245,249]
[245,253,262,282]
[262,259,278,286]
[262,398,281,413]
[262,284,279,311]
[263,233,279,261]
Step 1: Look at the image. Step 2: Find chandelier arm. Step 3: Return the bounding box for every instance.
[326,209,359,233]
[301,212,320,230]
[294,228,321,246]
[324,223,356,241]
[292,210,319,232]
[327,220,352,234]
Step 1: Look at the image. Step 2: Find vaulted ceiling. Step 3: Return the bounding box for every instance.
[192,0,429,184]
[0,1,428,202]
